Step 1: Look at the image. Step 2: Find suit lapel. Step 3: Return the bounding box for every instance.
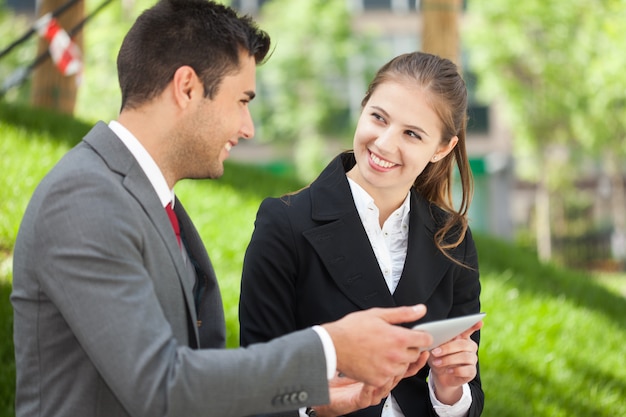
[174,201,225,349]
[83,122,201,347]
[303,154,395,310]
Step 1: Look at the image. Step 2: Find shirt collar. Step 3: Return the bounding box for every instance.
[108,120,175,208]
[347,176,411,234]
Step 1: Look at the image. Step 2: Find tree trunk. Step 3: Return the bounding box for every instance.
[31,0,84,114]
[535,159,552,261]
[605,151,626,262]
[421,0,461,66]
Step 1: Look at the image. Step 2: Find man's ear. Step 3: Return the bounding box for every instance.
[172,65,200,109]
[431,136,458,162]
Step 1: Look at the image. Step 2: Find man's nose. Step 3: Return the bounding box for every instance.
[240,108,255,140]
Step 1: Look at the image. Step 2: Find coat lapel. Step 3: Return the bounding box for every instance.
[303,153,454,313]
[303,154,395,310]
[393,191,451,307]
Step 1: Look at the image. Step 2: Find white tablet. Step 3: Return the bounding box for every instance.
[412,312,486,351]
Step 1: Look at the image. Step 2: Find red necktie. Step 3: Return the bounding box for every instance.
[165,202,181,247]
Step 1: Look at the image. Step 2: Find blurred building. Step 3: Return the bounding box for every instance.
[3,0,514,240]
[5,0,36,16]
[232,0,514,239]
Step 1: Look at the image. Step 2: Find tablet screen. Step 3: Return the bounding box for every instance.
[412,313,486,351]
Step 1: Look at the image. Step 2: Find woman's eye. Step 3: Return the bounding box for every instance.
[406,130,422,140]
[371,112,385,122]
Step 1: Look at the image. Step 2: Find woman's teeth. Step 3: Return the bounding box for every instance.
[370,153,396,168]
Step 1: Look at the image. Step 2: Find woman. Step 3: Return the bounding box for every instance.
[239,52,483,417]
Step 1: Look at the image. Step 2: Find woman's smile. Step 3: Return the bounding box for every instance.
[368,150,398,170]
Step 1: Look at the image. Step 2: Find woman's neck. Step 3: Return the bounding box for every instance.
[346,167,410,227]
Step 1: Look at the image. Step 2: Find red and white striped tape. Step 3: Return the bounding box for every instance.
[34,13,82,76]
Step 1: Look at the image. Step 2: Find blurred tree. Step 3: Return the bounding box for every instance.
[571,0,626,261]
[253,0,369,181]
[464,0,626,261]
[422,0,461,66]
[31,0,84,114]
[74,0,153,122]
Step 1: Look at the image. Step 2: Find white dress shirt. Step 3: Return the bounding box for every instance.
[109,120,174,208]
[348,177,472,417]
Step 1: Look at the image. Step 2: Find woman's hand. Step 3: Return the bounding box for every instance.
[428,321,483,405]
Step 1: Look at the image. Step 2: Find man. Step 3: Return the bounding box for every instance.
[11,1,432,416]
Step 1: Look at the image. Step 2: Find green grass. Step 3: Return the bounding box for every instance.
[1,102,625,417]
[475,235,625,416]
[0,281,14,416]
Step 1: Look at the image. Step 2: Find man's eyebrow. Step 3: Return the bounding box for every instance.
[245,91,256,100]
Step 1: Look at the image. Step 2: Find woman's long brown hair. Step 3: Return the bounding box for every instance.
[361,52,473,266]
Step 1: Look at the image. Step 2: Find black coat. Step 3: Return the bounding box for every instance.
[240,152,483,417]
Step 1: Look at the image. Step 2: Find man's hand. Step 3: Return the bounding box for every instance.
[428,321,483,405]
[321,304,433,388]
[311,374,396,417]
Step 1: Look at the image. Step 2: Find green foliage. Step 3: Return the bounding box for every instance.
[570,0,626,155]
[1,106,625,417]
[464,0,626,260]
[464,0,626,179]
[75,0,156,123]
[253,0,374,181]
[256,0,352,136]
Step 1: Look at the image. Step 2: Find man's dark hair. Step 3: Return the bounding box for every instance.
[117,0,271,110]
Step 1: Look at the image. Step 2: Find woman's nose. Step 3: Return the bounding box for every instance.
[374,128,397,150]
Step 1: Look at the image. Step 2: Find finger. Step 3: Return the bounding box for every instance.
[376,304,427,325]
[438,364,478,385]
[329,375,359,388]
[449,363,478,378]
[408,330,435,353]
[431,350,477,369]
[457,321,483,339]
[367,378,396,402]
[431,336,478,358]
[403,351,430,378]
[357,385,388,408]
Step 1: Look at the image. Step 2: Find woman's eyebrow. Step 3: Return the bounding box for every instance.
[370,105,430,138]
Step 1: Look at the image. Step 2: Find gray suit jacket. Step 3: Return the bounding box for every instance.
[11,122,329,417]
